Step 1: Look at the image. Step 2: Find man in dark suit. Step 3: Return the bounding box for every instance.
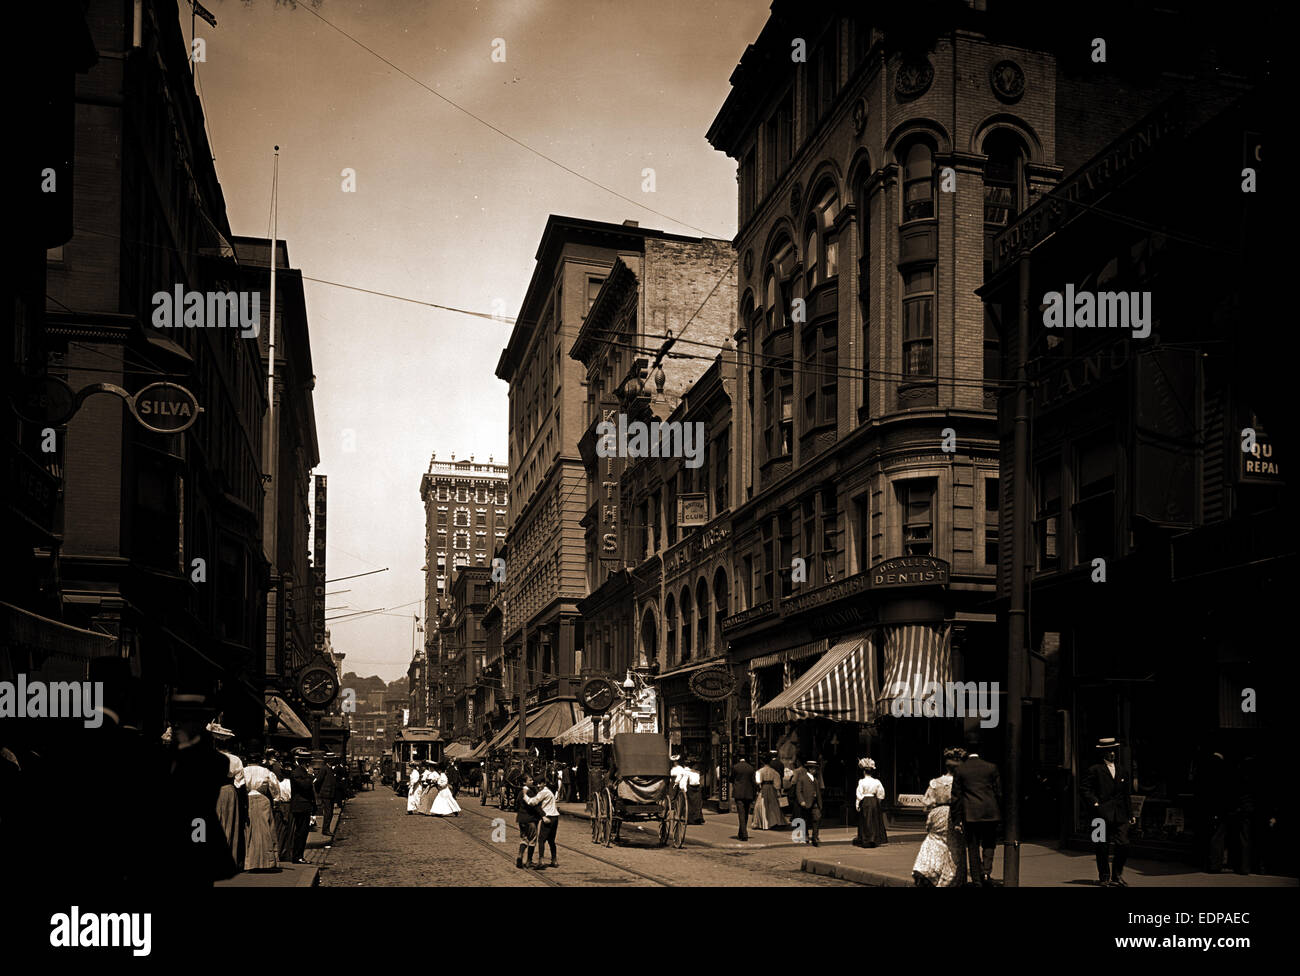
[731,752,756,841]
[314,755,337,837]
[794,759,824,846]
[289,748,317,863]
[952,747,1002,886]
[1080,736,1134,886]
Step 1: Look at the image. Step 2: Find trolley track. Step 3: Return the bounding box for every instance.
[435,797,678,887]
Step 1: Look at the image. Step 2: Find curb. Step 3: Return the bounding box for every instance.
[800,857,913,887]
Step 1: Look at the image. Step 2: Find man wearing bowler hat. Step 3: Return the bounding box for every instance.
[1081,736,1134,886]
[794,758,823,846]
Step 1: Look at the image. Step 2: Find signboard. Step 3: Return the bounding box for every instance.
[598,404,622,570]
[9,375,76,426]
[677,493,709,528]
[718,736,731,809]
[1239,418,1280,484]
[870,556,949,588]
[688,665,735,702]
[896,793,927,810]
[993,96,1183,273]
[312,475,328,659]
[130,382,202,434]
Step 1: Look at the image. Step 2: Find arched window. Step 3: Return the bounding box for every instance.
[680,587,693,662]
[641,609,658,669]
[712,568,729,644]
[665,595,677,664]
[902,142,935,222]
[696,578,710,656]
[804,184,841,291]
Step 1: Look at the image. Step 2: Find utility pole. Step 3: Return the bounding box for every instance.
[1004,250,1032,887]
[517,645,527,756]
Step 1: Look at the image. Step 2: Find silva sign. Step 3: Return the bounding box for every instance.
[129,382,201,434]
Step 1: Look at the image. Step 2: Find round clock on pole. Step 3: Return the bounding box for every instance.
[297,665,339,709]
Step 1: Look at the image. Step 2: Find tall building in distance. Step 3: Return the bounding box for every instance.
[419,453,507,733]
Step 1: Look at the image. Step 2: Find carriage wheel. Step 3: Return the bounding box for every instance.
[602,788,616,848]
[668,790,687,849]
[590,792,604,844]
[658,802,671,847]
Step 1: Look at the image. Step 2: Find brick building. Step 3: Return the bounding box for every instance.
[418,454,507,733]
[570,236,736,722]
[495,216,731,742]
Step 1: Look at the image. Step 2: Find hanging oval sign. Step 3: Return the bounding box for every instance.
[689,665,735,702]
[10,375,76,426]
[130,382,201,433]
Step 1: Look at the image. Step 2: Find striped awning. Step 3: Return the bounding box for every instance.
[553,702,636,746]
[754,634,878,723]
[748,638,829,670]
[876,624,953,717]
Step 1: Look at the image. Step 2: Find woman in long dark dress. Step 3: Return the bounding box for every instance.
[752,755,786,830]
[853,757,888,848]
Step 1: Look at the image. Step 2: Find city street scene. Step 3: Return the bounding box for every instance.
[1,0,1290,956]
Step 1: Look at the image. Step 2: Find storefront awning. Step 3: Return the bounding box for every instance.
[876,624,953,716]
[748,638,829,671]
[1,600,118,680]
[465,742,490,762]
[264,693,312,739]
[443,742,473,760]
[754,634,878,723]
[487,699,581,752]
[554,702,636,746]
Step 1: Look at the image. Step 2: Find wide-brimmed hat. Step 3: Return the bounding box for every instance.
[858,757,876,771]
[292,747,310,759]
[205,720,236,739]
[1095,737,1122,750]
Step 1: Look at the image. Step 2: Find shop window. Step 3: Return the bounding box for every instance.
[900,479,935,556]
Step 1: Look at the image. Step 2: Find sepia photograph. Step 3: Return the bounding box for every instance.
[1,0,1288,957]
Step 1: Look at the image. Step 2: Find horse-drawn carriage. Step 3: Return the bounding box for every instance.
[590,733,686,849]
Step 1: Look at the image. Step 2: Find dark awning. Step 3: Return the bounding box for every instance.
[264,693,312,739]
[487,699,581,752]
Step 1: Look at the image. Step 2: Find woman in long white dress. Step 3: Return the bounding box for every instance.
[430,767,461,817]
[911,748,966,886]
[417,763,437,815]
[406,765,422,814]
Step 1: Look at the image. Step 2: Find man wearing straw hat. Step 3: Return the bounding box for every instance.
[1081,736,1135,886]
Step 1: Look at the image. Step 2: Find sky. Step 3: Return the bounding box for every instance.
[185,0,768,680]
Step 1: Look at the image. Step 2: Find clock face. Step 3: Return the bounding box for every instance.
[299,667,339,707]
[580,678,616,714]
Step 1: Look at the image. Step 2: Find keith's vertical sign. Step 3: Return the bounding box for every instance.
[312,475,328,659]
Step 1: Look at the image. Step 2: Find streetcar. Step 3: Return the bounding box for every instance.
[590,732,686,849]
[391,727,443,796]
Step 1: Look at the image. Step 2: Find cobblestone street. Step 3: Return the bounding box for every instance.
[321,789,854,887]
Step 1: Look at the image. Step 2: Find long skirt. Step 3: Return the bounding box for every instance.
[752,782,785,829]
[911,805,957,884]
[417,784,436,815]
[244,791,279,870]
[686,784,705,824]
[854,796,888,848]
[406,783,420,813]
[275,802,294,860]
[215,783,243,867]
[430,787,461,816]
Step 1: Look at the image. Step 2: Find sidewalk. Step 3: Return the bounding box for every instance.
[800,840,1300,888]
[214,806,340,888]
[557,800,924,851]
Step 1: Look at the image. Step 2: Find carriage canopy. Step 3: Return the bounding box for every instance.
[610,733,670,779]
